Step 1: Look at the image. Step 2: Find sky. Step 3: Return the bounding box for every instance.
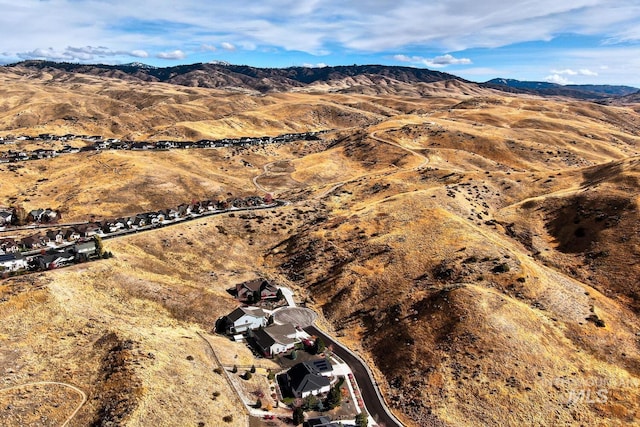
[1,1,640,86]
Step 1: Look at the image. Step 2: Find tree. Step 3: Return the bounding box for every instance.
[93,235,105,257]
[267,369,275,381]
[255,398,262,409]
[244,371,252,380]
[231,365,238,373]
[292,406,305,425]
[312,337,326,355]
[11,205,28,226]
[355,412,368,427]
[250,364,256,373]
[276,288,284,301]
[303,394,319,411]
[326,383,342,409]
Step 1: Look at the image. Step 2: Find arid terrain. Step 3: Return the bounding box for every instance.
[1,63,639,426]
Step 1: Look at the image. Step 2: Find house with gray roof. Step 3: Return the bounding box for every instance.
[249,323,301,357]
[285,361,333,398]
[222,306,268,335]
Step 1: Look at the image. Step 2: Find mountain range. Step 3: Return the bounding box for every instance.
[5,60,638,101]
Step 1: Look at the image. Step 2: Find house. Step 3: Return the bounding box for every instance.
[43,250,76,269]
[0,253,28,272]
[303,417,341,427]
[221,306,268,335]
[28,209,45,222]
[0,210,13,225]
[0,238,20,254]
[284,361,332,398]
[249,323,301,357]
[63,228,81,241]
[132,216,146,227]
[46,230,65,244]
[76,223,101,237]
[236,278,279,303]
[74,241,97,257]
[21,236,42,250]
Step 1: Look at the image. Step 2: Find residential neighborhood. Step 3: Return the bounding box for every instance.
[216,278,371,426]
[0,195,282,278]
[0,130,328,163]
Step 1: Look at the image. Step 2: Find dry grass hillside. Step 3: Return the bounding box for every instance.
[1,69,639,427]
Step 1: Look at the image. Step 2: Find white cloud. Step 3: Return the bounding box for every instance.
[221,42,236,51]
[156,50,186,60]
[130,50,149,58]
[2,1,639,57]
[551,68,598,76]
[578,68,598,76]
[200,44,217,52]
[14,45,149,61]
[393,53,471,68]
[545,74,573,85]
[302,62,328,68]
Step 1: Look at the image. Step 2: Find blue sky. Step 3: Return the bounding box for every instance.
[1,1,640,86]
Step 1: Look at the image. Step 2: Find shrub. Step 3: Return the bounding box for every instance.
[244,371,252,380]
[231,365,238,373]
[492,263,510,273]
[250,365,256,373]
[222,415,233,423]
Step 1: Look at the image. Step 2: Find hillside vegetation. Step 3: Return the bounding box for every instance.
[0,67,639,427]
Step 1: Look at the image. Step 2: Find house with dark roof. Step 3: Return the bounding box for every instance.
[236,278,278,303]
[285,361,332,398]
[221,306,268,335]
[303,417,341,427]
[249,323,301,357]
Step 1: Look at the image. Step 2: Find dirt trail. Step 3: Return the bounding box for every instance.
[0,381,87,427]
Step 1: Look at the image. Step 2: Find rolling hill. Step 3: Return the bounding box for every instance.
[0,66,639,427]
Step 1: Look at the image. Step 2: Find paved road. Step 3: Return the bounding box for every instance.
[304,325,403,427]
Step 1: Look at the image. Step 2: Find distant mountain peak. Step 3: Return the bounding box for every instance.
[122,62,157,69]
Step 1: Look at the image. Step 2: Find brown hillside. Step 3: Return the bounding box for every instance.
[1,71,640,427]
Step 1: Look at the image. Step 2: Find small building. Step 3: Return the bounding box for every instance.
[0,253,28,272]
[221,306,268,335]
[249,323,301,358]
[285,361,332,399]
[236,278,278,303]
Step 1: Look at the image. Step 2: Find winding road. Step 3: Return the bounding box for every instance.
[305,325,403,427]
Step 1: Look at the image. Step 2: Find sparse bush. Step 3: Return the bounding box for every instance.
[213,367,223,375]
[222,415,233,423]
[586,314,606,328]
[492,263,510,273]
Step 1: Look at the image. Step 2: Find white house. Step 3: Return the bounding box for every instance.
[250,323,302,357]
[0,253,28,272]
[223,306,268,335]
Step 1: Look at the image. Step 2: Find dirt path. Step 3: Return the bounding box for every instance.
[252,161,276,194]
[0,381,87,427]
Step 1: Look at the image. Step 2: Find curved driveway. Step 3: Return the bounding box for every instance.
[304,325,403,427]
